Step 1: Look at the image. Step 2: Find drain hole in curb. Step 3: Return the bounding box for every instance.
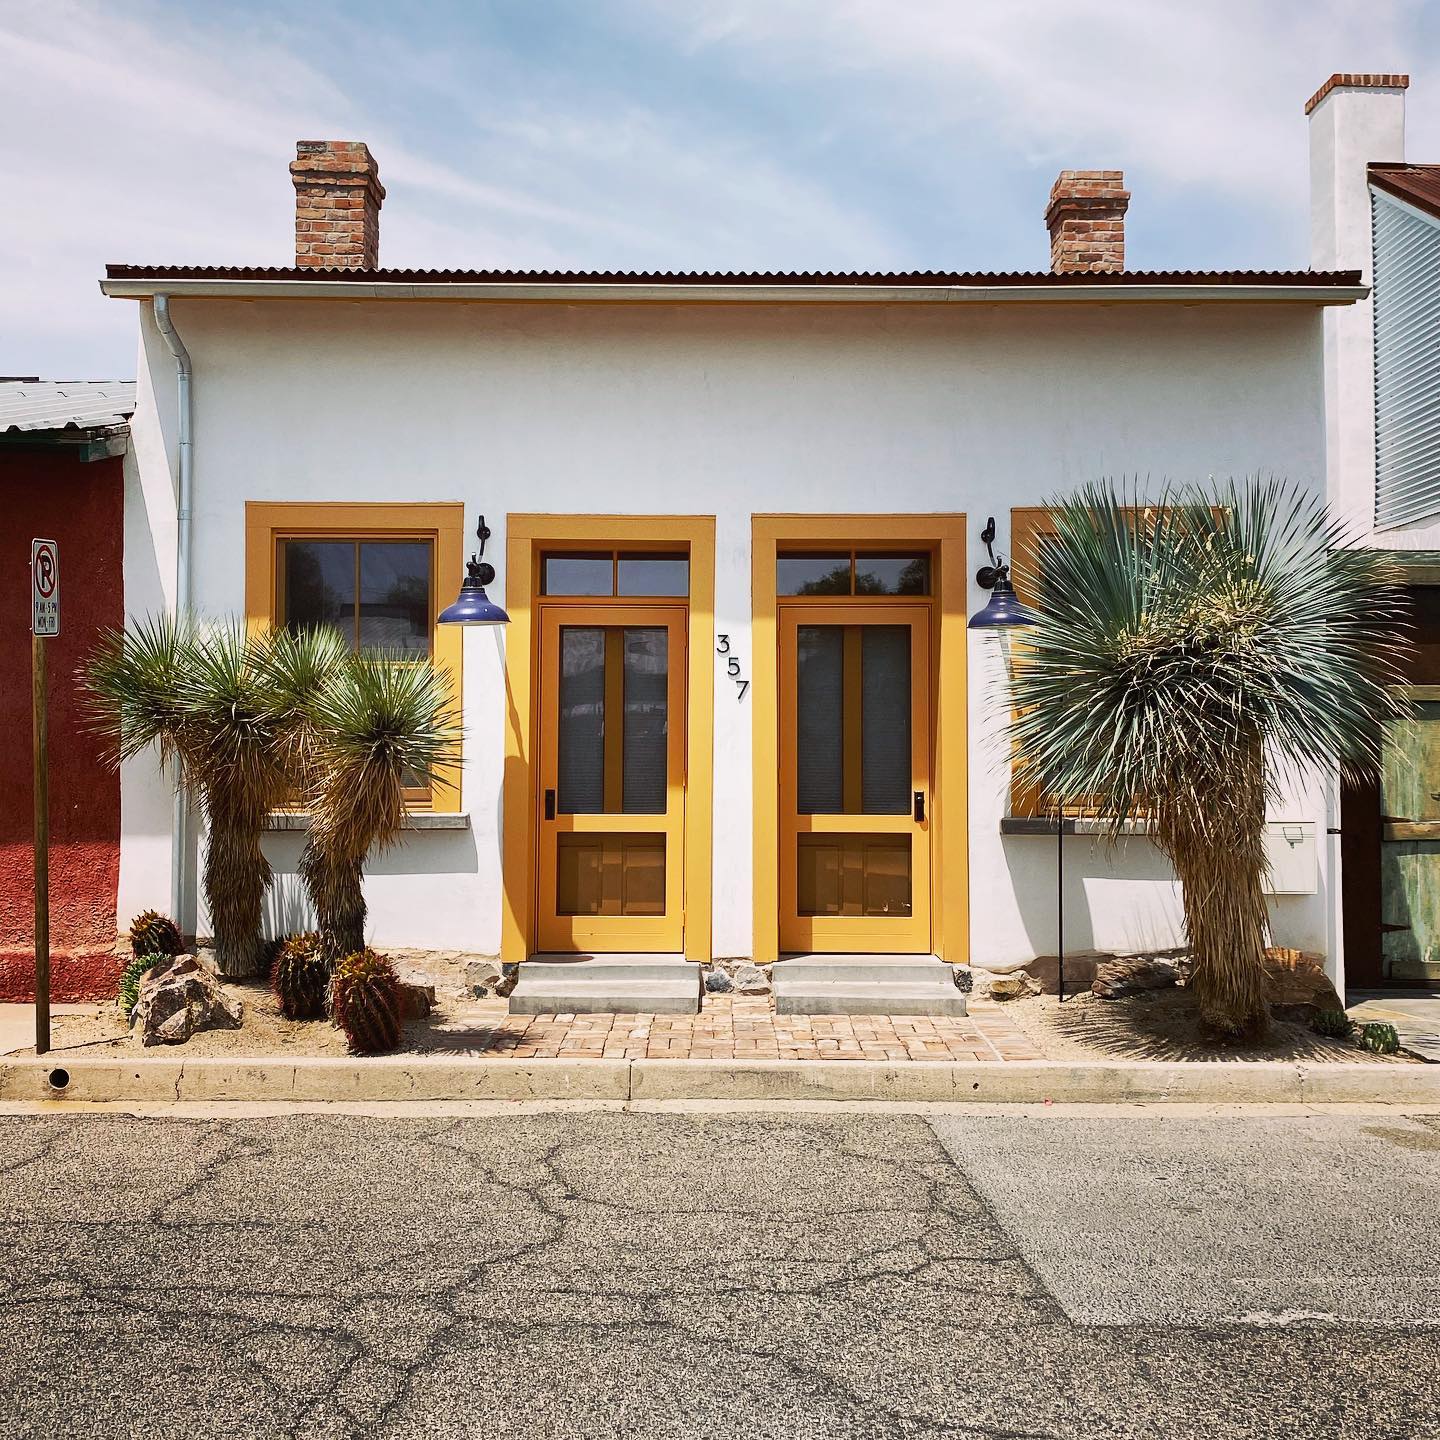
[47,1068,70,1091]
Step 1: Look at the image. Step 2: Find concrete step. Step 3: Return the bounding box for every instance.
[772,956,967,1017]
[510,957,702,1016]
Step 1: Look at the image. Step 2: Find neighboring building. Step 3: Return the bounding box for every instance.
[102,119,1365,1001]
[1310,74,1440,989]
[0,379,133,1001]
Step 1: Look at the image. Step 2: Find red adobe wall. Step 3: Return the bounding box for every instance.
[0,447,125,1001]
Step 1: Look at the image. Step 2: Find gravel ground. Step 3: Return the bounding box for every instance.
[1,1109,1439,1438]
[989,987,1413,1064]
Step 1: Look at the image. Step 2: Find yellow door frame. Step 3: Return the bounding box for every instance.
[752,514,968,963]
[777,601,933,952]
[502,515,716,962]
[535,603,688,952]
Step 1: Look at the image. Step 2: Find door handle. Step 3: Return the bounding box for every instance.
[544,789,556,821]
[913,790,926,823]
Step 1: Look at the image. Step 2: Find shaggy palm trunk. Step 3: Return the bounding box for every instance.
[299,841,367,964]
[1156,740,1271,1039]
[203,798,273,978]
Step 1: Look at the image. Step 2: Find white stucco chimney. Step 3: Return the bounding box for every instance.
[1306,73,1408,535]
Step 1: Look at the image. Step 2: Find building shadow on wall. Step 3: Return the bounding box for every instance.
[1000,831,1182,961]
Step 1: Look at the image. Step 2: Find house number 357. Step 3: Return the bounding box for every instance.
[716,635,749,702]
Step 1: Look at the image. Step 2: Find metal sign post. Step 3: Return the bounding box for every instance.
[30,539,58,1056]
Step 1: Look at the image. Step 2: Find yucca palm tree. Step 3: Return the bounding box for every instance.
[1008,478,1410,1039]
[87,618,291,978]
[299,652,460,961]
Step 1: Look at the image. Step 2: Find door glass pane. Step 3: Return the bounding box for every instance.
[556,834,665,914]
[283,541,355,639]
[558,627,605,813]
[779,554,851,596]
[797,626,844,813]
[623,628,668,813]
[359,541,431,653]
[796,836,912,916]
[855,553,929,595]
[862,626,911,814]
[617,554,688,597]
[544,553,614,596]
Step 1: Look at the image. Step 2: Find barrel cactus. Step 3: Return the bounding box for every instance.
[1359,1021,1401,1056]
[127,909,184,960]
[270,932,330,1020]
[332,948,403,1054]
[117,954,161,1020]
[1311,1009,1354,1039]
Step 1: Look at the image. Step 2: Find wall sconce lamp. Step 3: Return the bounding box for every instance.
[967,516,1036,630]
[438,514,511,626]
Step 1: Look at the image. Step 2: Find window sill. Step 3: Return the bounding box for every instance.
[264,812,472,832]
[999,816,1155,836]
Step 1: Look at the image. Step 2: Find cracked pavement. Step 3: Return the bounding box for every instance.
[1,1110,1438,1438]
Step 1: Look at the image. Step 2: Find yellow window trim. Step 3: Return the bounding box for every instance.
[243,500,466,813]
[752,514,968,965]
[502,514,716,964]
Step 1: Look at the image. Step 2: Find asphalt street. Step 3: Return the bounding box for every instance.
[1,1107,1438,1439]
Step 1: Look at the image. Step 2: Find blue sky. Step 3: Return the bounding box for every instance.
[5,0,1440,377]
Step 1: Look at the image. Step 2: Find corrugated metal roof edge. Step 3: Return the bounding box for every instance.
[1370,165,1440,225]
[104,263,1362,287]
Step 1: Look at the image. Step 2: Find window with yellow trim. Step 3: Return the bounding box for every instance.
[245,502,465,812]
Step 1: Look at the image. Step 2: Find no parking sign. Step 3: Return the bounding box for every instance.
[31,538,58,637]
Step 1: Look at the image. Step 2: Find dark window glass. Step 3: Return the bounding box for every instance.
[861,626,911,813]
[796,625,844,813]
[557,627,605,813]
[622,628,668,812]
[855,553,929,596]
[544,553,614,596]
[283,541,355,637]
[359,542,431,653]
[617,553,689,597]
[282,539,432,653]
[778,554,851,596]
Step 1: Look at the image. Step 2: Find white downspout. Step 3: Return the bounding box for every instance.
[152,295,193,929]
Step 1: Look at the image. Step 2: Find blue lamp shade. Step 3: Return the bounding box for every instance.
[438,560,510,626]
[968,575,1037,630]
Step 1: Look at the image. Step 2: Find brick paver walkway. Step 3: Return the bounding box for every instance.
[423,993,1042,1061]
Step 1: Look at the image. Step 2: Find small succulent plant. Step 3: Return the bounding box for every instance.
[270,932,330,1021]
[332,948,403,1055]
[117,954,162,1020]
[1311,1009,1354,1039]
[127,909,184,960]
[1359,1021,1401,1056]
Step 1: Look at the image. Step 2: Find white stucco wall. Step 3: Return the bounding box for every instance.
[120,293,1335,967]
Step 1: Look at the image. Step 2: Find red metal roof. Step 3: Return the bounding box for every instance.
[1369,164,1440,225]
[103,263,1362,290]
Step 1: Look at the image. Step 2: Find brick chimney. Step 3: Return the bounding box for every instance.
[1045,170,1130,273]
[289,141,385,270]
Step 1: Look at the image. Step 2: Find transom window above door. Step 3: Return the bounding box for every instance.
[777,551,930,597]
[542,550,689,597]
[279,538,433,655]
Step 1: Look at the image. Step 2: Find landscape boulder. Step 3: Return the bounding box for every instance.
[131,953,243,1047]
[728,963,771,996]
[1091,952,1186,999]
[988,970,1040,1000]
[394,980,436,1021]
[1264,947,1343,1022]
[464,958,505,997]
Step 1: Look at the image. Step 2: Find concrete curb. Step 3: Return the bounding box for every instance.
[3,1056,1438,1105]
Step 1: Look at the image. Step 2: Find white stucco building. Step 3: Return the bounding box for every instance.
[103,77,1420,1003]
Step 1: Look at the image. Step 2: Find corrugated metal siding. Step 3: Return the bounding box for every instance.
[1374,190,1440,527]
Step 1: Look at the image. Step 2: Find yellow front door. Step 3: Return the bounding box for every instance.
[778,603,931,953]
[536,605,687,952]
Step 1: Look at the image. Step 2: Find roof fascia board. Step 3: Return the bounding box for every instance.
[1370,181,1440,234]
[99,277,1369,306]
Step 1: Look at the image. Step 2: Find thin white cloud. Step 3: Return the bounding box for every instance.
[0,0,900,376]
